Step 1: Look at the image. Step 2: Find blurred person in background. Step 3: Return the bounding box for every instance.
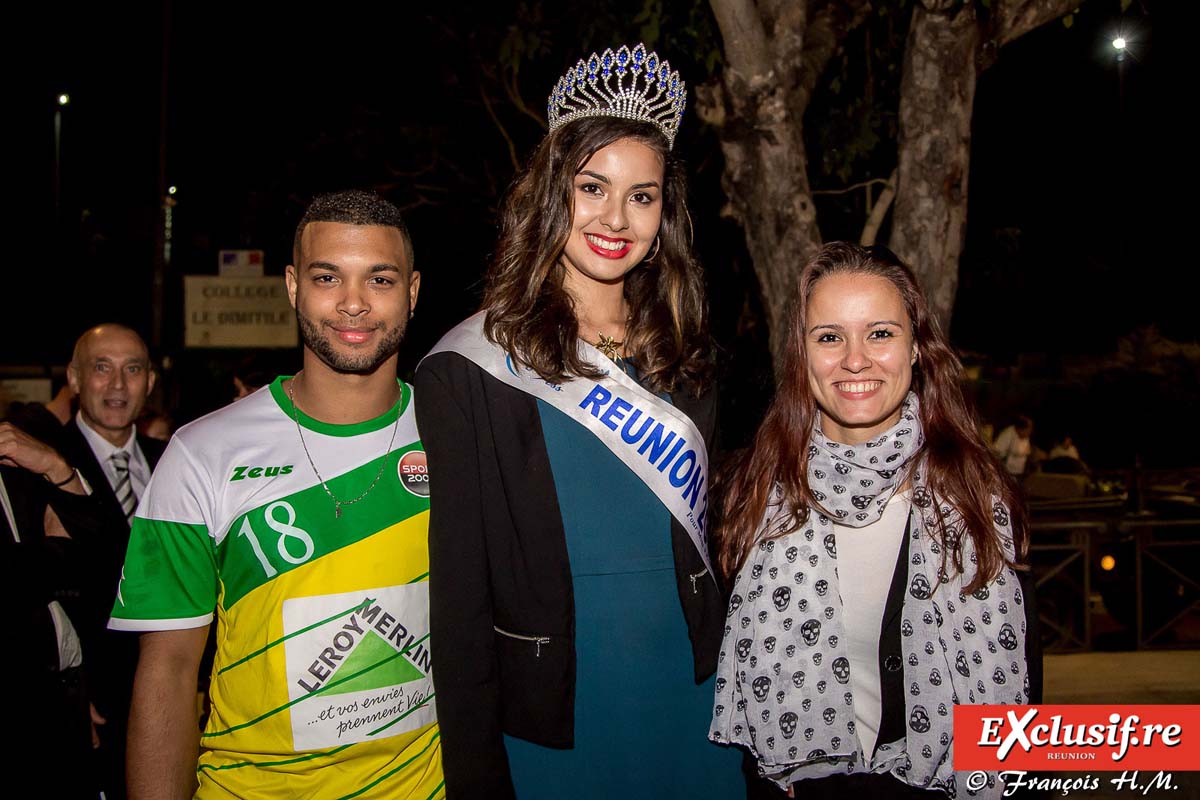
[991,414,1033,478]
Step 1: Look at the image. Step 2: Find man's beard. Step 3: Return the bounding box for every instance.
[297,310,406,374]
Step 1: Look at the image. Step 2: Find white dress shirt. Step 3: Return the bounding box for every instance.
[75,412,151,500]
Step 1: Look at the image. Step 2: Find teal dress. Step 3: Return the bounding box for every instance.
[503,384,744,799]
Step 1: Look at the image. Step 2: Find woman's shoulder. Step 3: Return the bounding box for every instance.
[669,374,717,431]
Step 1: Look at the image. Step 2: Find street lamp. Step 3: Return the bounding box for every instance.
[54,92,70,227]
[164,186,177,266]
[1112,36,1127,61]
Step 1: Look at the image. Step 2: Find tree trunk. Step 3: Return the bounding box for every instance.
[704,0,1083,353]
[889,2,980,331]
[701,0,867,367]
[890,0,1085,331]
[695,74,821,366]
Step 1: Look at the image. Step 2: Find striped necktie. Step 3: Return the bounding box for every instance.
[111,450,137,524]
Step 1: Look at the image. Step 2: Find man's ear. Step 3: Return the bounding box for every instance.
[285,264,298,310]
[408,271,421,316]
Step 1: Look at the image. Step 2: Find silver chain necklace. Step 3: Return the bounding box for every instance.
[287,377,401,519]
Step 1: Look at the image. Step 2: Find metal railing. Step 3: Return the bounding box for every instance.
[1029,520,1105,652]
[1118,518,1200,650]
[1030,516,1200,652]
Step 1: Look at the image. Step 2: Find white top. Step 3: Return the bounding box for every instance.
[1048,443,1080,461]
[991,425,1031,475]
[833,491,910,758]
[75,412,151,499]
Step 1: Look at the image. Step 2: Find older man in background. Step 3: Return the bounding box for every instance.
[58,324,166,800]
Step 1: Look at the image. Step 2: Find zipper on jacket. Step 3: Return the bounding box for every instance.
[689,568,708,594]
[494,625,551,658]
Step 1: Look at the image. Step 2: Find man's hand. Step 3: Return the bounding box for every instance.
[44,506,72,538]
[0,422,74,484]
[89,703,107,749]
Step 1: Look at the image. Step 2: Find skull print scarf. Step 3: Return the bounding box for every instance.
[710,393,1028,799]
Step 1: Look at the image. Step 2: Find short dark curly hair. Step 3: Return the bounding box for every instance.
[293,190,414,270]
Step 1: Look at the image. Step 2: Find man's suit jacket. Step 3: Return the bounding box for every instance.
[58,422,167,719]
[1,463,103,792]
[0,463,104,669]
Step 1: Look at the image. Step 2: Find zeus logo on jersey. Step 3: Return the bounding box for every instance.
[229,464,295,481]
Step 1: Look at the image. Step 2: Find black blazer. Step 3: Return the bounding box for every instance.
[416,351,725,800]
[57,421,166,718]
[0,463,107,670]
[1,462,106,789]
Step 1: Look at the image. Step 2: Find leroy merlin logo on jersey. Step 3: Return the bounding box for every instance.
[229,464,294,481]
[294,596,431,695]
[283,584,436,750]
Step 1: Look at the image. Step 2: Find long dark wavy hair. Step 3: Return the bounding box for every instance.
[483,116,711,395]
[715,242,1026,592]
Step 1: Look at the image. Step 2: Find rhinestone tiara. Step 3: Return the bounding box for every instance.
[546,43,686,149]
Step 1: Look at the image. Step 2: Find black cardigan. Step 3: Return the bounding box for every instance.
[415,351,726,799]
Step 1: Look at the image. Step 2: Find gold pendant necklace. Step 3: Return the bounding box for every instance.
[287,378,400,519]
[592,333,624,364]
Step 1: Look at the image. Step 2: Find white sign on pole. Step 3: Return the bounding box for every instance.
[185,276,297,348]
[218,249,266,278]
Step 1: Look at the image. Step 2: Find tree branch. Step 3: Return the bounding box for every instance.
[503,65,549,132]
[709,0,773,78]
[480,83,521,173]
[859,167,897,247]
[994,0,1086,47]
[813,176,894,196]
[794,1,871,109]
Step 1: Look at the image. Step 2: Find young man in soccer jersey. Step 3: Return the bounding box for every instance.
[112,191,441,799]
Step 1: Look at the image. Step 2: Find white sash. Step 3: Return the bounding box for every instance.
[423,312,716,584]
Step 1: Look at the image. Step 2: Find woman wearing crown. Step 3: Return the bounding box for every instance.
[416,43,744,798]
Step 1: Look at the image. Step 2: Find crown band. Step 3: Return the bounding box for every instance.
[546,43,686,149]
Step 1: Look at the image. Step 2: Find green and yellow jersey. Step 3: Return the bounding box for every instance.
[110,377,442,799]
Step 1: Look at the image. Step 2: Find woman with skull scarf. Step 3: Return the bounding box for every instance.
[709,243,1041,799]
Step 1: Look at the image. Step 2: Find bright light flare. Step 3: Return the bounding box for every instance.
[1112,37,1127,51]
[57,93,70,106]
[168,185,178,195]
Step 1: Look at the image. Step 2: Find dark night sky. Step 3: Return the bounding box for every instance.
[11,1,1172,439]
